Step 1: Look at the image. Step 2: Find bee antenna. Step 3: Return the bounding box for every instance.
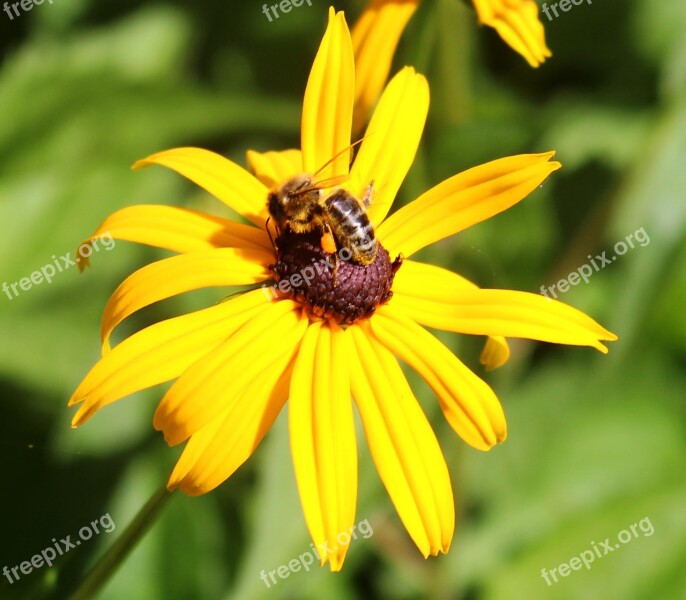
[312,134,373,180]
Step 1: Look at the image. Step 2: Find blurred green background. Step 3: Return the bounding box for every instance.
[1,0,685,598]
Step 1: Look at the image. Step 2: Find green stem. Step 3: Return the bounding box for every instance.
[70,485,174,600]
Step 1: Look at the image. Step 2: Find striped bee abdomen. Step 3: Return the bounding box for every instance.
[324,189,378,265]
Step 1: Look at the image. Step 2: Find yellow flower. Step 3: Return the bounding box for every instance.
[351,0,551,126]
[471,0,551,67]
[351,0,420,133]
[70,8,613,570]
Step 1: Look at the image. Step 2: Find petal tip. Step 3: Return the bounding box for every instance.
[68,391,85,407]
[131,159,150,171]
[70,407,89,428]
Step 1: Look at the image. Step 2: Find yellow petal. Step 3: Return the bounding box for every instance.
[246,149,303,189]
[154,300,307,446]
[377,152,561,257]
[480,336,510,371]
[392,259,510,370]
[289,323,357,571]
[69,289,270,426]
[301,8,354,178]
[349,67,429,227]
[370,305,506,450]
[392,259,484,299]
[100,247,274,354]
[348,324,454,557]
[390,287,618,352]
[168,350,294,496]
[472,0,551,67]
[351,0,420,133]
[133,147,269,227]
[77,204,272,271]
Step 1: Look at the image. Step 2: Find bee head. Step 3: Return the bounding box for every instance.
[267,174,322,224]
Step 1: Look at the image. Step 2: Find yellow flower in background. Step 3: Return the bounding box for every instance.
[351,0,420,133]
[70,8,613,570]
[471,0,551,67]
[352,0,550,126]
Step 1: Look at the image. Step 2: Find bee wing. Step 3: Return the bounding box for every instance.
[308,174,350,191]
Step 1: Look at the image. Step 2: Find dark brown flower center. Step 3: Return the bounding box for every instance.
[267,230,402,324]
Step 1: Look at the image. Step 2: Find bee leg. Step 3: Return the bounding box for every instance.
[265,217,278,252]
[392,252,404,273]
[319,222,340,288]
[361,180,375,208]
[332,251,340,288]
[320,226,338,255]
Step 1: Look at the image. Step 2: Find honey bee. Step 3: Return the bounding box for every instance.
[266,174,377,267]
[323,186,377,265]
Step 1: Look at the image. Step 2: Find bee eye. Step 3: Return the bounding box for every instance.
[267,193,282,215]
